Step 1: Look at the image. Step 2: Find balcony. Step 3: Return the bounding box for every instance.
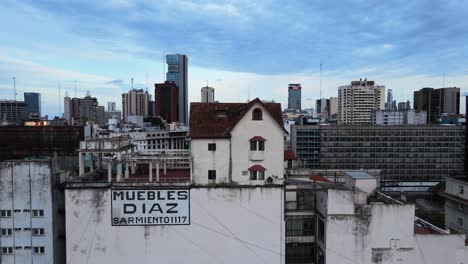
[249,150,264,161]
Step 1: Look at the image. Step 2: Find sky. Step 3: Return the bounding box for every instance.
[1,0,468,117]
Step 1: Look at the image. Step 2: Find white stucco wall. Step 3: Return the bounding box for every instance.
[0,161,55,264]
[191,139,230,184]
[65,187,284,264]
[230,103,285,185]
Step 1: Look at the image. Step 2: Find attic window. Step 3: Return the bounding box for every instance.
[252,108,262,120]
[215,110,227,118]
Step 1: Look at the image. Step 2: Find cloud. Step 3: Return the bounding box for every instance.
[106,79,124,86]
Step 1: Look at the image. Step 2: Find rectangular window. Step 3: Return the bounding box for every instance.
[208,170,216,180]
[286,216,315,236]
[318,218,325,243]
[14,209,21,213]
[208,143,216,151]
[1,247,13,254]
[32,210,44,217]
[250,171,257,180]
[257,171,265,180]
[258,141,265,151]
[14,228,21,231]
[1,229,12,236]
[23,209,30,213]
[460,186,464,195]
[32,228,45,236]
[0,210,12,217]
[250,141,257,151]
[33,247,45,254]
[458,217,463,226]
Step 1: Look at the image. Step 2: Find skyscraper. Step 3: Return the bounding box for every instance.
[108,102,116,111]
[316,98,329,119]
[24,92,41,116]
[338,78,385,124]
[122,89,150,122]
[386,89,393,110]
[288,84,301,111]
[155,81,178,123]
[166,54,188,125]
[201,86,215,102]
[414,87,460,123]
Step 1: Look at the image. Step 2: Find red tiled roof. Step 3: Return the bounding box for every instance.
[248,165,267,171]
[189,98,286,139]
[309,175,331,183]
[249,136,266,142]
[284,150,296,160]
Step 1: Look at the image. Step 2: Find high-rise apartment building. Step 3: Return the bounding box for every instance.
[64,94,106,126]
[166,54,188,125]
[414,87,460,123]
[338,79,385,124]
[24,92,41,116]
[155,81,178,123]
[200,86,214,102]
[288,84,301,111]
[316,98,329,119]
[328,97,338,120]
[122,89,150,122]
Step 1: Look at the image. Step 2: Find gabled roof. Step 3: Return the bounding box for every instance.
[190,98,286,139]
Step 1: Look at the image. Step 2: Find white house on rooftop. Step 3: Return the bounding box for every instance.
[189,98,287,185]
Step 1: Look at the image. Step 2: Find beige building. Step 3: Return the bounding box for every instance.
[338,79,385,124]
[122,89,149,122]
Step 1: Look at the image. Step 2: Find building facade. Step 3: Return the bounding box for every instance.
[190,98,286,185]
[0,160,63,264]
[328,97,338,121]
[338,79,385,124]
[414,87,460,123]
[441,176,468,235]
[200,86,214,103]
[122,89,149,123]
[288,84,301,111]
[0,100,28,124]
[64,94,106,126]
[24,92,41,117]
[386,88,394,110]
[166,54,188,125]
[315,98,329,119]
[155,81,178,123]
[107,102,116,111]
[291,125,465,182]
[371,110,427,125]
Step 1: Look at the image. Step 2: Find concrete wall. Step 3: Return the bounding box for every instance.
[65,187,284,264]
[192,139,230,184]
[230,102,285,185]
[446,178,468,201]
[0,160,56,264]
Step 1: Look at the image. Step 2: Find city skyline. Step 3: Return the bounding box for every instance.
[1,0,468,118]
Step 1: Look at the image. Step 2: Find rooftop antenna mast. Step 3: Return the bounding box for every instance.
[131,77,134,89]
[146,72,148,93]
[13,77,17,122]
[74,80,77,98]
[320,61,323,100]
[58,81,61,116]
[443,72,445,88]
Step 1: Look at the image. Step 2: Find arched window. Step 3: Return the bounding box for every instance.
[252,108,263,120]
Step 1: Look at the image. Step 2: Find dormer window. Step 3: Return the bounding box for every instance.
[252,108,263,120]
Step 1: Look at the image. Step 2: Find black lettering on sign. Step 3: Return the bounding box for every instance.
[166,203,178,214]
[148,203,163,214]
[167,191,175,200]
[137,191,145,200]
[113,191,124,201]
[126,191,135,200]
[148,191,155,200]
[123,204,136,214]
[177,191,188,200]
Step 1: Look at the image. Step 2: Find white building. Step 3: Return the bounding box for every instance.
[190,98,287,185]
[316,171,466,264]
[201,86,215,102]
[338,79,385,124]
[0,160,62,264]
[371,110,427,125]
[441,176,468,235]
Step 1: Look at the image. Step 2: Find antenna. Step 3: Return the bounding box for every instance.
[58,81,61,116]
[320,61,323,100]
[443,72,445,88]
[146,72,148,93]
[131,77,134,89]
[74,80,77,98]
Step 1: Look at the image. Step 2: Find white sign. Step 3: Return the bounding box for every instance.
[111,189,190,226]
